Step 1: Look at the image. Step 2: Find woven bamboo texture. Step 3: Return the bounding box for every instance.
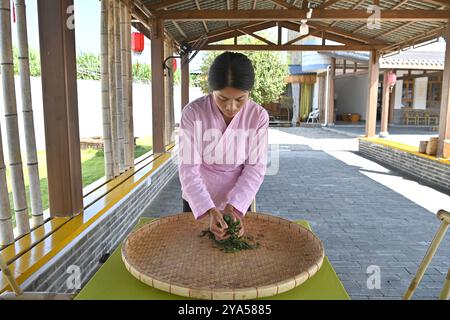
[121,212,324,300]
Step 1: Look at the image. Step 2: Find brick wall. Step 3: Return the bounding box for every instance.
[21,153,178,293]
[359,139,450,192]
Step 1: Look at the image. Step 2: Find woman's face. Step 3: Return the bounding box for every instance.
[212,87,250,120]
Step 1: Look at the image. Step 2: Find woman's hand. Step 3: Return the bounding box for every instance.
[208,208,230,241]
[223,204,245,238]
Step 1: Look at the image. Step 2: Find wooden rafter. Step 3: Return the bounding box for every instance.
[330,0,374,27]
[238,29,276,45]
[284,30,320,45]
[422,0,450,7]
[205,21,277,44]
[194,0,209,33]
[266,0,297,9]
[201,44,387,51]
[317,0,342,9]
[304,22,389,44]
[187,20,269,43]
[226,0,231,27]
[381,25,446,52]
[152,9,450,21]
[351,1,445,34]
[312,28,367,45]
[172,20,187,38]
[145,0,190,10]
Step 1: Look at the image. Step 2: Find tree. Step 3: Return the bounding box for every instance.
[198,33,288,105]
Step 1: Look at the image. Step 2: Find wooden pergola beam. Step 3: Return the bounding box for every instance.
[201,44,386,51]
[237,29,276,45]
[187,21,270,43]
[298,21,388,45]
[206,21,277,44]
[152,9,450,21]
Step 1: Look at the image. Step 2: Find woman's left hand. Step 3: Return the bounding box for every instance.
[223,204,245,238]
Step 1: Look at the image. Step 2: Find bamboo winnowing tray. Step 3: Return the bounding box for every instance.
[122,212,324,300]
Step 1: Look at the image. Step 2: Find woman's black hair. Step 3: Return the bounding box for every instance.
[208,52,255,92]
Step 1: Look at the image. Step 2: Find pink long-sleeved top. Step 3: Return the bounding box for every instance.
[178,93,269,220]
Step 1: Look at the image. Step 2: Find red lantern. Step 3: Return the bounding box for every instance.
[131,32,144,55]
[387,71,397,92]
[172,59,177,72]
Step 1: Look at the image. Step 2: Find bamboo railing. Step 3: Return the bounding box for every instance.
[0,0,30,238]
[15,0,43,227]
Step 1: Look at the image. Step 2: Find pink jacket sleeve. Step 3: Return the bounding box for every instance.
[178,105,215,220]
[227,110,269,217]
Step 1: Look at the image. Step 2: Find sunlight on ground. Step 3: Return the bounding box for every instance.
[268,128,450,215]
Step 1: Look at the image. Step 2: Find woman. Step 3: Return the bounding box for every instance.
[178,52,269,241]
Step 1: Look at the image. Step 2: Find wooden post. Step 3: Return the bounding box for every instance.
[15,0,44,227]
[181,57,189,110]
[328,57,336,125]
[0,0,30,234]
[437,20,450,158]
[380,70,390,137]
[168,44,176,145]
[389,75,396,124]
[108,0,119,177]
[151,18,166,154]
[100,0,114,179]
[37,0,83,217]
[365,50,380,137]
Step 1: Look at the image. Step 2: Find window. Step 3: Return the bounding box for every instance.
[402,79,414,107]
[427,75,442,102]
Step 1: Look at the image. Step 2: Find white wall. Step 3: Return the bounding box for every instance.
[413,77,428,110]
[334,73,369,120]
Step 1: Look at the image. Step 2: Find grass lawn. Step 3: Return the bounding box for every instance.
[5,136,152,228]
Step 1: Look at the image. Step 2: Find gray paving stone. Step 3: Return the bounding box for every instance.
[141,127,450,300]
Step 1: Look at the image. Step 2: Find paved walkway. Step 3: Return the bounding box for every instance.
[142,127,450,300]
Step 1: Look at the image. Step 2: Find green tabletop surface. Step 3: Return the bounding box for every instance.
[75,217,350,300]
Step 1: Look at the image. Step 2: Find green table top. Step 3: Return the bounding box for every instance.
[75,217,350,300]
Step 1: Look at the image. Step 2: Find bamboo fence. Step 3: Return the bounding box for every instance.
[15,0,43,227]
[101,0,114,179]
[0,0,30,236]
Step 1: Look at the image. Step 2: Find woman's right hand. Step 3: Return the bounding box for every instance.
[208,208,230,241]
